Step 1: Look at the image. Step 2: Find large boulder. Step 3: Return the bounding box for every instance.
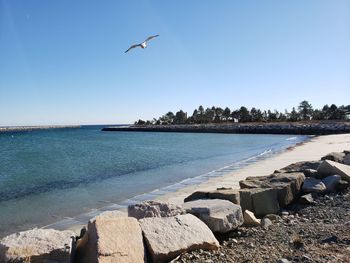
[239,188,280,217]
[280,161,321,173]
[317,160,350,182]
[322,175,342,192]
[321,152,345,163]
[77,216,145,263]
[184,189,240,204]
[0,229,74,263]
[182,199,243,233]
[302,177,326,193]
[128,200,184,219]
[239,172,305,207]
[140,214,219,263]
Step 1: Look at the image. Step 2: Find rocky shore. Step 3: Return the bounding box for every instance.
[1,149,350,263]
[102,121,350,135]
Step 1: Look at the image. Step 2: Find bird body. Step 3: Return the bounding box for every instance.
[125,34,159,53]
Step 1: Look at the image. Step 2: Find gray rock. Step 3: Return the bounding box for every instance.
[302,177,326,193]
[140,214,219,263]
[261,218,273,230]
[322,175,342,192]
[344,154,350,165]
[128,200,184,219]
[317,160,350,182]
[277,259,291,263]
[321,152,345,163]
[239,188,280,217]
[182,199,243,233]
[184,189,240,204]
[299,193,315,205]
[77,216,145,263]
[264,214,282,222]
[239,172,304,207]
[303,169,319,178]
[280,161,321,173]
[0,228,74,263]
[337,180,349,191]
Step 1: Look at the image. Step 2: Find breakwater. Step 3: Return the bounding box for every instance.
[0,125,81,133]
[102,122,350,135]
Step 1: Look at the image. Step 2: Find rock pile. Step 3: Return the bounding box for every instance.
[1,150,349,263]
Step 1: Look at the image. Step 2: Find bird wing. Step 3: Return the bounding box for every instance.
[144,34,159,42]
[125,44,142,53]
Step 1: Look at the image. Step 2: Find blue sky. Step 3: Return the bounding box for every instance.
[1,0,349,125]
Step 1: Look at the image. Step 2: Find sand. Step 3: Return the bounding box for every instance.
[158,133,350,205]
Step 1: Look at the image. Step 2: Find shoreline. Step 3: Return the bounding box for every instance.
[157,134,350,205]
[41,134,350,235]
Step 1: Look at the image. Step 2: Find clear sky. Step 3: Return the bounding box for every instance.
[1,0,349,126]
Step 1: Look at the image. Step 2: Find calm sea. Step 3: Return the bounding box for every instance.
[0,125,308,236]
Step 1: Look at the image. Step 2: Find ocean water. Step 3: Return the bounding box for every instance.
[0,126,308,236]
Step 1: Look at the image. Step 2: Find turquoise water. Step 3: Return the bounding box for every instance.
[0,126,308,236]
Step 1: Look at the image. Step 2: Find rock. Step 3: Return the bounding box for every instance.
[243,210,261,226]
[140,214,219,263]
[128,200,184,219]
[322,175,342,192]
[77,216,145,263]
[302,177,326,193]
[239,188,280,217]
[303,169,319,178]
[336,180,349,191]
[239,172,305,207]
[320,235,338,244]
[317,160,350,182]
[182,199,243,233]
[280,161,321,173]
[264,214,282,222]
[299,193,316,205]
[0,228,74,263]
[184,189,240,204]
[277,259,291,263]
[261,218,273,230]
[344,154,350,165]
[217,187,232,190]
[89,210,127,222]
[321,152,345,163]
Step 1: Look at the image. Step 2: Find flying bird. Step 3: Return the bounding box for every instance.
[125,34,159,53]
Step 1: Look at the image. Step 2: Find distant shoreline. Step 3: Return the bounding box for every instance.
[0,125,81,133]
[102,121,350,135]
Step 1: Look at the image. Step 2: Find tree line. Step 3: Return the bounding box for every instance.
[135,101,350,125]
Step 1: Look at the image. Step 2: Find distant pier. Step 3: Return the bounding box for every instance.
[0,125,81,133]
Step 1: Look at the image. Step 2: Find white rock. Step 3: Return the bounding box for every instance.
[0,228,74,263]
[182,199,244,233]
[243,210,261,226]
[140,214,219,263]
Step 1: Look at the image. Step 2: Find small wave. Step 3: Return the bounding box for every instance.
[286,136,297,141]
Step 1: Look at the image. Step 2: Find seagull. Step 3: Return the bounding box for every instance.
[125,34,159,53]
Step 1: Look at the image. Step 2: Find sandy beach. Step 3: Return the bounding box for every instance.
[158,134,350,205]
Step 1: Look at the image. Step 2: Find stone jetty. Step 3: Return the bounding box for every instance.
[102,122,350,135]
